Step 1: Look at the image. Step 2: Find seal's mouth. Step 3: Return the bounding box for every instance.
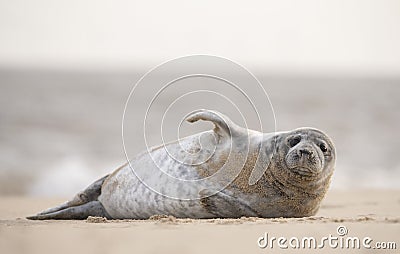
[285,151,323,177]
[290,166,320,177]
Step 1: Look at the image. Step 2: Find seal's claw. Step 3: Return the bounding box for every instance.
[185,109,205,123]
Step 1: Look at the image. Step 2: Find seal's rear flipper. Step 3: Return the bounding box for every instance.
[27,201,110,220]
[27,174,109,220]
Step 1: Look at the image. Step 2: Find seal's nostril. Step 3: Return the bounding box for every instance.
[299,148,313,157]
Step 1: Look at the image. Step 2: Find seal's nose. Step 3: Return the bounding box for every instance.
[298,147,314,158]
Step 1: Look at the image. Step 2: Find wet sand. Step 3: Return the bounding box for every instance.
[1,190,399,253]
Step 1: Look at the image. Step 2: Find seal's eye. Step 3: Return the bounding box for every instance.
[319,143,328,153]
[288,135,301,148]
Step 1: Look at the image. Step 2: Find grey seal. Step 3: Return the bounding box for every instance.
[27,109,336,220]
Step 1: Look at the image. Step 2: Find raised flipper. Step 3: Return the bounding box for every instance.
[185,109,245,138]
[27,174,110,220]
[199,189,260,218]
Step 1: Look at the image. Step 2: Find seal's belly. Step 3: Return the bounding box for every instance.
[99,166,214,218]
[99,131,222,219]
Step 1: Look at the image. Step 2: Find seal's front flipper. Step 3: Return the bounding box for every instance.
[248,136,277,186]
[185,109,245,138]
[27,174,109,219]
[27,201,110,220]
[199,189,260,218]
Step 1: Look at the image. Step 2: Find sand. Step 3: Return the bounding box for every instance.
[0,190,399,254]
[1,71,399,252]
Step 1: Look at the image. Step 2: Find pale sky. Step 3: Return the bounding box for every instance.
[0,0,399,76]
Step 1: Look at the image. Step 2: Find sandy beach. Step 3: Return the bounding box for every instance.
[1,1,400,253]
[0,67,399,254]
[0,70,399,253]
[0,73,398,254]
[1,190,398,253]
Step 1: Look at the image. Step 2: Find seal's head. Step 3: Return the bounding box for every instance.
[281,128,336,178]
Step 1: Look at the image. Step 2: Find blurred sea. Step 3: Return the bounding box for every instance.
[1,69,399,196]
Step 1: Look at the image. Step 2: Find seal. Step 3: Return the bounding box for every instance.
[27,109,336,220]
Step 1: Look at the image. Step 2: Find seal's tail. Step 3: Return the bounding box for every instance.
[26,174,111,220]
